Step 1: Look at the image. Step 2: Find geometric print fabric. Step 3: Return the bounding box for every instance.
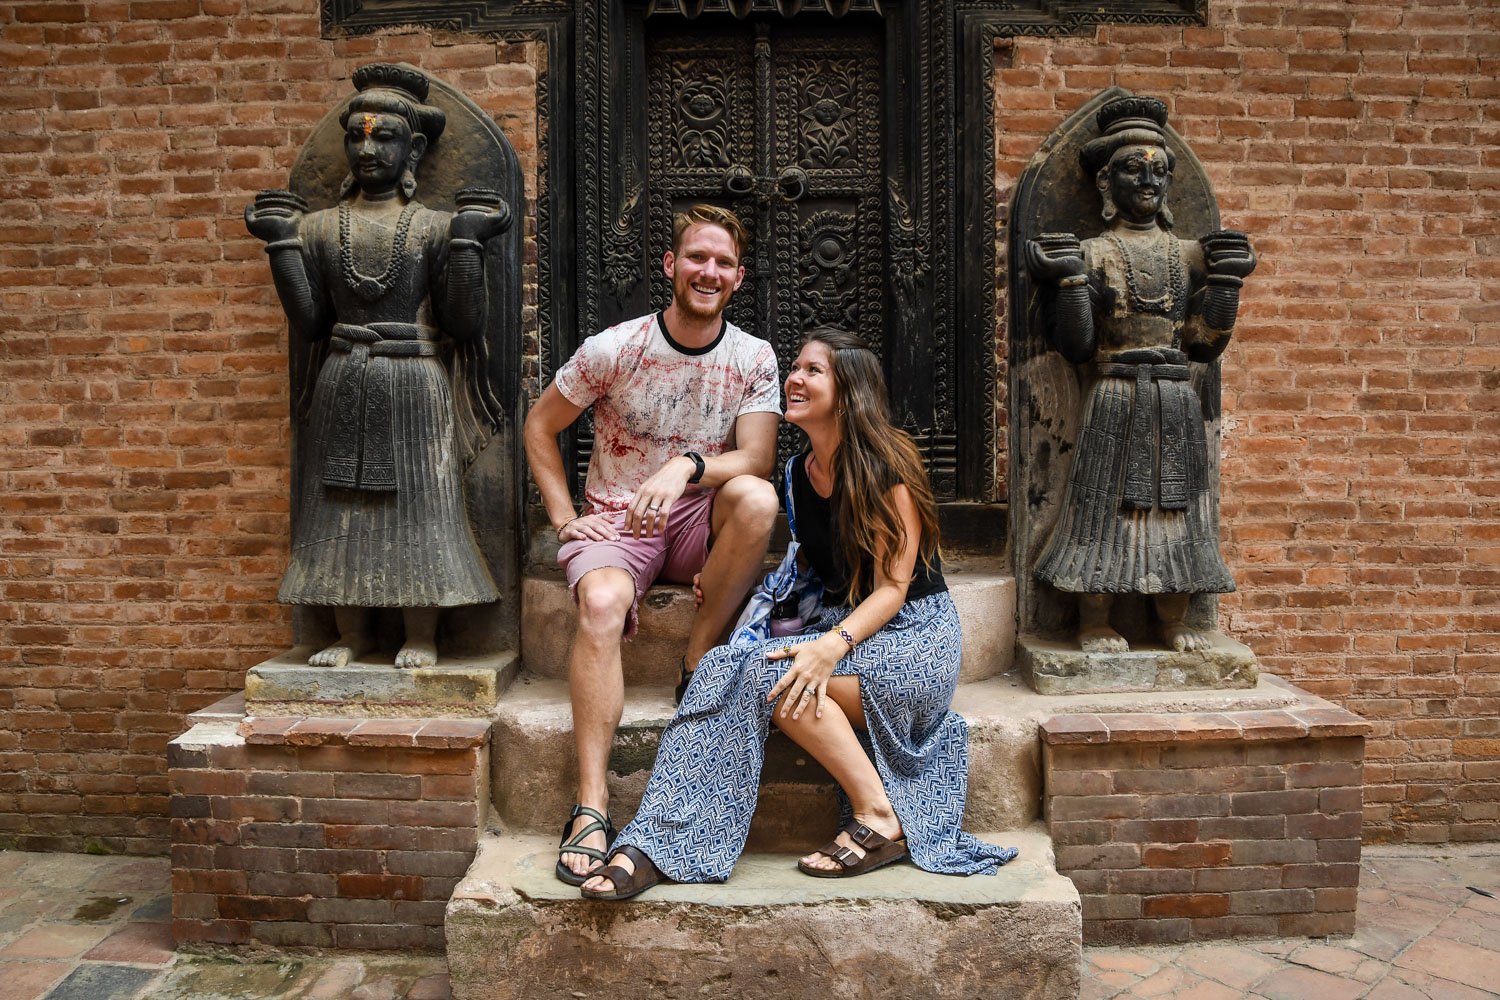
[614,592,1018,881]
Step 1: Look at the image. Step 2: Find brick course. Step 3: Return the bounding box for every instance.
[0,0,1494,851]
[168,712,490,950]
[1043,704,1370,945]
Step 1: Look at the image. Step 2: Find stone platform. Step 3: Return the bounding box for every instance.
[1018,633,1259,696]
[521,568,1016,686]
[446,824,1080,1000]
[245,647,520,717]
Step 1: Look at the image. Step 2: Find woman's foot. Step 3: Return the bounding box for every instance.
[580,845,665,901]
[798,812,906,877]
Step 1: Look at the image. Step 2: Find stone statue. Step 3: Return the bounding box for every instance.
[1022,96,1255,654]
[245,64,513,669]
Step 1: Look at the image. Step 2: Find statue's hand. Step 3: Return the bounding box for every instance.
[244,199,302,245]
[449,201,513,244]
[1025,235,1086,284]
[1201,229,1257,279]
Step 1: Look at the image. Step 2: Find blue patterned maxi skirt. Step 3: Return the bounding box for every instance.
[613,591,1018,882]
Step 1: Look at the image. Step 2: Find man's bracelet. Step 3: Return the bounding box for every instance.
[556,514,581,541]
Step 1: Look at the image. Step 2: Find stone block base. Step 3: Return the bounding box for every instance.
[1019,633,1258,695]
[521,569,1016,687]
[491,675,1046,848]
[446,826,1080,1000]
[1040,679,1370,945]
[167,697,490,951]
[244,648,518,717]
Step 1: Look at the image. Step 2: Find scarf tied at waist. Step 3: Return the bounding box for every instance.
[323,322,439,492]
[1096,348,1193,512]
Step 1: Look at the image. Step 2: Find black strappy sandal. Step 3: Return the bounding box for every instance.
[555,804,615,886]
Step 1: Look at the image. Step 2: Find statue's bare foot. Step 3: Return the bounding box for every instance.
[1161,623,1212,652]
[395,639,437,669]
[309,634,371,668]
[1079,625,1129,653]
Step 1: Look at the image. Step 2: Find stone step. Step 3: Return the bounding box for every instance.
[445,823,1081,1000]
[490,673,1045,849]
[520,566,1017,687]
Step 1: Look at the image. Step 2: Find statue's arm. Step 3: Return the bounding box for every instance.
[245,201,328,341]
[440,200,514,344]
[1183,231,1256,363]
[1025,235,1097,364]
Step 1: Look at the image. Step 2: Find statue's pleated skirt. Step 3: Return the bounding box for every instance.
[1035,373,1234,595]
[278,352,499,608]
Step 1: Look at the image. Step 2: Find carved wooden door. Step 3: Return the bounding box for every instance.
[643,21,887,465]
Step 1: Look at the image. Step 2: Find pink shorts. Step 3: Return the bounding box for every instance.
[558,489,715,639]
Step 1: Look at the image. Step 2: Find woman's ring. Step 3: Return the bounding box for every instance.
[780,646,792,657]
[800,689,813,699]
[648,503,661,511]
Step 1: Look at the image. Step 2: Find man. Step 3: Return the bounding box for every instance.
[524,204,781,884]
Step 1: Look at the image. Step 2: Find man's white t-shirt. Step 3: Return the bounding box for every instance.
[552,312,782,515]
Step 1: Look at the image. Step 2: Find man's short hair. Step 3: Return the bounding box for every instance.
[672,204,749,261]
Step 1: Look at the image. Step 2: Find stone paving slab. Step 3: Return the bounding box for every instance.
[0,844,1494,999]
[1080,846,1500,999]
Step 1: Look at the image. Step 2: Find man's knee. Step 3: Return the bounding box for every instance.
[717,475,778,535]
[574,570,636,635]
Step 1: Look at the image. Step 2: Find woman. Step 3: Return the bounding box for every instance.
[580,327,1016,900]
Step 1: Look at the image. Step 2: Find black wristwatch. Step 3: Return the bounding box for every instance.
[683,451,706,485]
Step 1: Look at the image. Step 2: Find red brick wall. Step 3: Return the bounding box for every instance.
[993,0,1497,844]
[170,714,490,950]
[0,0,540,854]
[1,0,1494,852]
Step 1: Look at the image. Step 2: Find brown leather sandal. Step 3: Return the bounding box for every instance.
[797,820,908,879]
[580,844,667,901]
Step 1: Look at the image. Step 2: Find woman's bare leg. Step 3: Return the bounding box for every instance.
[773,676,903,871]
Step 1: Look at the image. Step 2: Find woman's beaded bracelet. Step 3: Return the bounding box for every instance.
[837,627,856,651]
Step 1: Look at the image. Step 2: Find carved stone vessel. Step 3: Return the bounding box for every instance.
[245,63,523,679]
[1009,91,1258,694]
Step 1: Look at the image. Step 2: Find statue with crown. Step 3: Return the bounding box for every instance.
[1020,94,1257,667]
[245,63,522,672]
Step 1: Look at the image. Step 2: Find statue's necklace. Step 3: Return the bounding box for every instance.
[1106,230,1183,316]
[338,201,418,302]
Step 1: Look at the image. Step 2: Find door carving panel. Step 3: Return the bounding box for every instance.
[645,22,885,469]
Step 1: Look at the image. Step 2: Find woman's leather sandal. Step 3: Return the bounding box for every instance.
[673,656,693,706]
[580,844,666,901]
[797,820,908,878]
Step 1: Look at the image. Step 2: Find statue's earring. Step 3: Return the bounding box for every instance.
[400,165,418,199]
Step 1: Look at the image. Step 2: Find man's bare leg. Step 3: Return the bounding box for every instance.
[310,606,373,667]
[684,475,779,671]
[561,567,635,879]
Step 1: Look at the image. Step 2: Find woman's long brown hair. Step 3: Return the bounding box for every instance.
[803,327,940,604]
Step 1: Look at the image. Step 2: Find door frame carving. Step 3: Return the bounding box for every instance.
[322,0,1208,537]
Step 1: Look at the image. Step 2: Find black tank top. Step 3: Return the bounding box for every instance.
[786,453,946,608]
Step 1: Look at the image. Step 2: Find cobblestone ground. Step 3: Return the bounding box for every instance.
[0,845,1494,999]
[1082,848,1500,999]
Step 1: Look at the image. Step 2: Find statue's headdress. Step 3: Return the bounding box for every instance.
[1079,96,1173,177]
[339,63,447,198]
